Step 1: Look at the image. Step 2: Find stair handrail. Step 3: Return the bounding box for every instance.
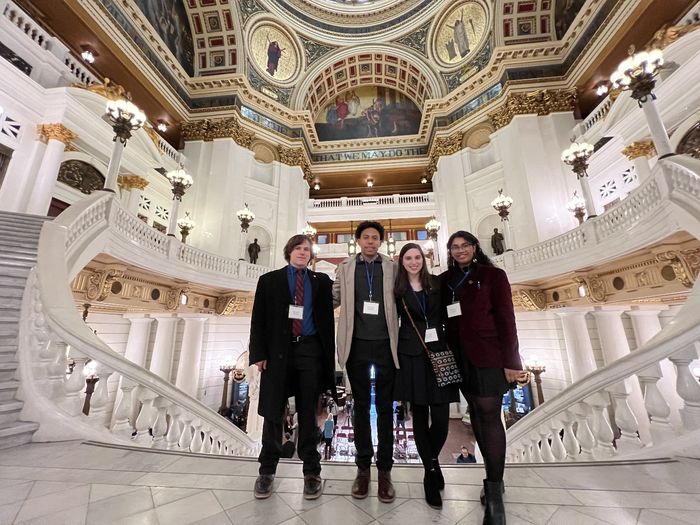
[30,191,259,453]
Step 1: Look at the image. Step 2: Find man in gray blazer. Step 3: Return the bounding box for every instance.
[333,221,399,503]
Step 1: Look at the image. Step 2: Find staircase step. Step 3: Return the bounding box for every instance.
[0,251,39,264]
[0,421,39,449]
[0,229,42,240]
[0,286,24,299]
[0,362,17,382]
[0,352,17,363]
[0,267,31,279]
[0,380,19,401]
[0,298,21,310]
[0,400,22,425]
[0,244,38,256]
[0,238,41,250]
[0,221,43,231]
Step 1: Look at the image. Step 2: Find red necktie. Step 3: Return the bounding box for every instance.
[293,269,304,336]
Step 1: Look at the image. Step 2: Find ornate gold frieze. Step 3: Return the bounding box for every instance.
[278,146,312,181]
[182,116,255,149]
[426,131,464,176]
[74,77,130,101]
[85,269,124,302]
[656,250,700,288]
[165,286,190,311]
[117,175,149,191]
[622,139,657,160]
[572,274,607,304]
[488,88,578,130]
[215,293,255,316]
[512,288,547,311]
[36,123,77,146]
[649,22,700,50]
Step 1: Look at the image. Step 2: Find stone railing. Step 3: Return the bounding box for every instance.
[505,156,700,463]
[309,192,434,209]
[16,193,264,456]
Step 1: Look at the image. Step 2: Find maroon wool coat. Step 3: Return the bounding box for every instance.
[440,264,522,370]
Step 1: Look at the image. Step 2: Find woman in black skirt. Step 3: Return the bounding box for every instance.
[394,243,459,509]
[441,231,527,525]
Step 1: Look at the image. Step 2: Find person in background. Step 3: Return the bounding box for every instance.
[281,433,295,459]
[323,413,335,460]
[333,221,399,503]
[394,243,459,508]
[249,234,337,501]
[441,230,528,525]
[394,400,406,438]
[456,445,477,464]
[327,395,338,427]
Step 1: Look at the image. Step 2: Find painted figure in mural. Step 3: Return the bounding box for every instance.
[266,37,285,76]
[362,98,384,138]
[346,90,361,116]
[446,39,457,60]
[335,95,349,128]
[491,228,505,255]
[446,10,470,58]
[248,239,261,264]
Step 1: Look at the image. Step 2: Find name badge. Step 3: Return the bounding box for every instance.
[363,301,380,315]
[425,328,438,342]
[288,305,304,320]
[446,302,462,318]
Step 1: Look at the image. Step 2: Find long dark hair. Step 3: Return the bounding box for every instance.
[446,230,494,268]
[394,242,431,297]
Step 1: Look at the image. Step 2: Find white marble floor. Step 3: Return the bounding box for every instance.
[0,441,698,525]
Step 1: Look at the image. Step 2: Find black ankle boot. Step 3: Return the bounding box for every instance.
[482,480,506,525]
[431,459,445,490]
[480,482,505,505]
[423,469,442,509]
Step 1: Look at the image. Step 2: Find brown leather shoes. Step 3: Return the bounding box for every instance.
[351,468,370,499]
[377,470,395,503]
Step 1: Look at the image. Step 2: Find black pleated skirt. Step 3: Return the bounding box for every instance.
[394,351,460,406]
[456,344,511,398]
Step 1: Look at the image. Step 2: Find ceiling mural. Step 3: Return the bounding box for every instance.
[555,0,587,40]
[501,0,555,45]
[314,86,422,141]
[433,1,488,67]
[248,22,302,84]
[132,0,194,76]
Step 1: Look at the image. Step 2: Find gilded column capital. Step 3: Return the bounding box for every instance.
[426,131,464,177]
[656,249,700,288]
[182,116,255,149]
[488,88,578,130]
[622,140,657,160]
[37,123,78,146]
[85,268,124,302]
[117,175,150,191]
[512,288,547,311]
[278,146,312,181]
[215,293,254,316]
[649,22,700,50]
[572,274,607,304]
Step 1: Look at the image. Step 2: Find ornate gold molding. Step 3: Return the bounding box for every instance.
[166,286,190,311]
[36,123,77,146]
[427,131,464,177]
[74,77,130,101]
[279,146,312,181]
[656,249,700,288]
[215,293,254,316]
[182,116,255,149]
[488,88,578,130]
[649,22,700,50]
[86,269,124,302]
[512,288,547,311]
[573,274,607,304]
[117,175,149,191]
[622,139,657,160]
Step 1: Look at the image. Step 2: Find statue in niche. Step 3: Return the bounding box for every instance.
[446,10,471,58]
[491,228,505,255]
[248,238,261,264]
[266,37,285,76]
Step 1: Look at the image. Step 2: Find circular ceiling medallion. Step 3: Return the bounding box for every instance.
[248,21,302,85]
[432,0,489,69]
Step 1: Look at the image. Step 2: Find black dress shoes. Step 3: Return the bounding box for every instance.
[303,474,324,500]
[254,474,275,499]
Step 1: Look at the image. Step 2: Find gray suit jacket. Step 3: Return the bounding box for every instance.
[332,253,399,368]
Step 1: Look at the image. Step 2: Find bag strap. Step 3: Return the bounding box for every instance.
[401,296,431,356]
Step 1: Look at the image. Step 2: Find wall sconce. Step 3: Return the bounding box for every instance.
[366,178,374,188]
[595,82,609,97]
[157,120,168,132]
[420,175,428,184]
[80,46,97,64]
[313,181,320,191]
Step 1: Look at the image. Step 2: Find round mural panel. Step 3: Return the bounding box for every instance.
[434,1,488,67]
[249,23,300,83]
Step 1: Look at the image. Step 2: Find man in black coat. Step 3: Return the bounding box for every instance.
[249,234,337,500]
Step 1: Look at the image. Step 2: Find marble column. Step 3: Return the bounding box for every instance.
[27,123,77,215]
[174,314,210,398]
[591,306,650,444]
[149,315,180,381]
[555,307,597,382]
[627,305,681,429]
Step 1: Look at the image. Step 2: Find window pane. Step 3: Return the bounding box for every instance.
[416,230,428,240]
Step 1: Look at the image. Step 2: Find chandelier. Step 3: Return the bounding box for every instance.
[105,99,146,145]
[561,141,594,179]
[611,47,663,105]
[490,189,513,220]
[165,167,193,200]
[236,203,255,233]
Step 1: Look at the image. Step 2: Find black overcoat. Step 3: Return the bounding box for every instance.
[249,266,337,419]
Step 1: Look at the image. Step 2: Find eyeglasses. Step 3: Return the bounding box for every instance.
[450,243,474,252]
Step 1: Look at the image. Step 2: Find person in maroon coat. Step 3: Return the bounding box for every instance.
[440,230,527,525]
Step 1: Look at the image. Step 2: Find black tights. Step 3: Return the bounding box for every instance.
[411,403,450,470]
[467,394,506,481]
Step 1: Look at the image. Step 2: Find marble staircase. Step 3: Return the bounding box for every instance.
[0,211,49,449]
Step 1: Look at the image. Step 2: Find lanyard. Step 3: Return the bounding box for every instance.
[447,268,470,303]
[411,288,428,323]
[364,259,376,301]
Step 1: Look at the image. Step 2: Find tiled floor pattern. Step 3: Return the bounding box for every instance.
[0,441,698,524]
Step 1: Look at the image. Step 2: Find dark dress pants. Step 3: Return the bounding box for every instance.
[258,337,323,476]
[345,338,396,471]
